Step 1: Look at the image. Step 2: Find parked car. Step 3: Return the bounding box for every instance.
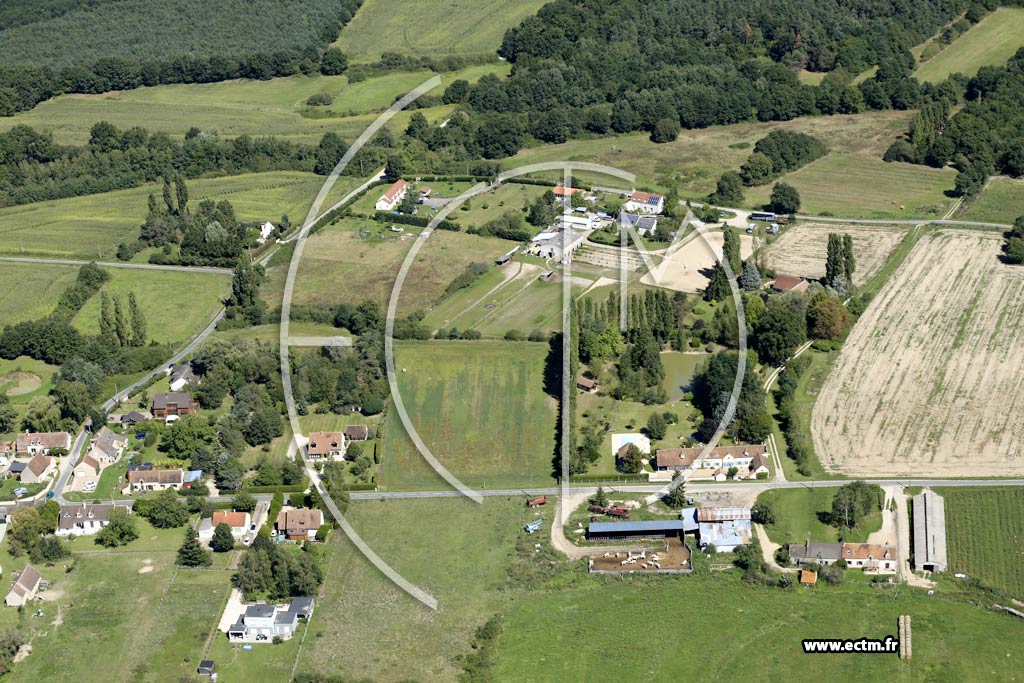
[45,491,55,500]
[83,482,97,493]
[13,487,28,497]
[135,432,147,440]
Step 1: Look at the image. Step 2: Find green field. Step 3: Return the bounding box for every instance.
[960,176,1024,224]
[915,7,1024,83]
[263,217,514,316]
[937,487,1024,599]
[2,518,233,683]
[0,263,78,324]
[506,111,914,198]
[380,340,557,489]
[334,0,548,62]
[0,171,347,260]
[71,267,229,347]
[0,65,503,145]
[493,572,1024,681]
[746,155,957,219]
[0,356,59,437]
[758,487,883,545]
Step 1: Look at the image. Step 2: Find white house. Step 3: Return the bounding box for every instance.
[305,432,345,461]
[208,510,252,540]
[20,454,54,484]
[5,565,41,607]
[56,503,124,537]
[257,221,276,244]
[168,363,197,392]
[15,432,71,457]
[623,190,664,214]
[226,598,313,642]
[375,179,409,211]
[654,444,767,473]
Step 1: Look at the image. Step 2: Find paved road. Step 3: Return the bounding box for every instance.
[350,478,1024,500]
[0,256,232,274]
[794,215,1009,229]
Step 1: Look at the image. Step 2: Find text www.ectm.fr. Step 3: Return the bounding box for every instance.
[802,637,899,653]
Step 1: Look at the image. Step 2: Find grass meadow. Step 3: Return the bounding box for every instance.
[0,356,59,438]
[0,65,503,145]
[914,7,1024,83]
[0,262,78,323]
[960,176,1024,224]
[262,217,514,317]
[0,171,342,260]
[937,487,1024,599]
[745,155,956,219]
[71,267,230,346]
[380,340,557,490]
[507,111,915,198]
[334,0,548,62]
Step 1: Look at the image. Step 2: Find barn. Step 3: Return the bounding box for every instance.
[586,520,686,541]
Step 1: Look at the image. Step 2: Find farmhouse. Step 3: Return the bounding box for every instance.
[168,363,198,392]
[152,393,199,420]
[306,432,345,461]
[841,543,897,573]
[56,503,123,537]
[696,507,752,552]
[16,431,71,456]
[123,468,184,494]
[20,454,54,484]
[654,444,767,473]
[770,274,809,293]
[90,426,127,463]
[5,565,41,607]
[913,490,948,572]
[277,507,324,541]
[788,541,843,566]
[624,190,664,214]
[375,179,409,211]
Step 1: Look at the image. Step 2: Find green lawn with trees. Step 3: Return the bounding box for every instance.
[757,484,884,546]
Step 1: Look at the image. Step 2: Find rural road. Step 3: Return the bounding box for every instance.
[0,256,232,275]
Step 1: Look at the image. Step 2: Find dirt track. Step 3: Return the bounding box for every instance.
[812,230,1024,476]
[762,222,906,286]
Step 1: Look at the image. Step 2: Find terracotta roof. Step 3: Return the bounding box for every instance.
[553,185,583,196]
[212,511,249,529]
[629,190,663,205]
[655,444,766,469]
[772,274,809,292]
[127,469,183,485]
[16,432,70,452]
[379,179,409,204]
[799,569,817,585]
[277,508,323,535]
[344,425,369,441]
[80,454,100,473]
[841,543,894,561]
[25,454,52,477]
[307,432,344,456]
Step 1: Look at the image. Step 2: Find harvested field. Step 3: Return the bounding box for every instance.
[641,230,754,292]
[761,223,907,286]
[812,230,1024,476]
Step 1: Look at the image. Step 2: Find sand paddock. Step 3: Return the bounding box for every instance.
[812,230,1024,476]
[642,230,754,292]
[762,222,906,286]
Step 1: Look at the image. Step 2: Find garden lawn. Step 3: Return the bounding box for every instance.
[936,486,1024,599]
[72,268,230,347]
[757,487,883,545]
[0,357,59,434]
[380,340,557,490]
